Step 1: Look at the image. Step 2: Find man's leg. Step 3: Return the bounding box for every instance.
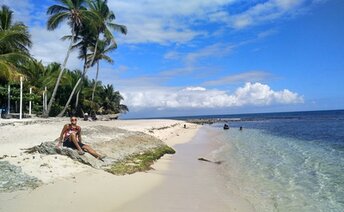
[70,133,84,153]
[82,145,101,158]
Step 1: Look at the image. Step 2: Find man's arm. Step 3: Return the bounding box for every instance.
[56,124,68,147]
[77,127,82,143]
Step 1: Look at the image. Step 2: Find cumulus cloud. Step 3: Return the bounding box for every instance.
[121,82,303,110]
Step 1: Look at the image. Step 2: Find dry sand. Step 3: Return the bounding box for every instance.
[0,118,253,212]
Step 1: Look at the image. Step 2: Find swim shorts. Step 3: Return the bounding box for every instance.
[63,138,85,149]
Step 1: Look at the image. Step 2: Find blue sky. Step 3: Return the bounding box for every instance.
[2,0,344,118]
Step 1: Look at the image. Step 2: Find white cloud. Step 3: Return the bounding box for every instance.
[203,71,272,86]
[184,43,235,65]
[1,0,33,23]
[30,25,82,69]
[121,82,303,110]
[108,0,235,44]
[108,0,324,44]
[234,82,303,105]
[184,87,206,91]
[230,0,307,29]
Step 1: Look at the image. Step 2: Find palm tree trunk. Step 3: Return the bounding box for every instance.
[74,57,88,109]
[72,37,100,110]
[75,89,80,108]
[57,78,81,117]
[88,35,99,68]
[91,61,99,101]
[58,60,87,117]
[44,26,75,117]
[89,37,99,102]
[58,34,100,117]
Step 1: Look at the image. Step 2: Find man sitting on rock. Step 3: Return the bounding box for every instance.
[56,116,104,160]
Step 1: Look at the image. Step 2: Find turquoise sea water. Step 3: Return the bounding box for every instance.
[205,110,344,211]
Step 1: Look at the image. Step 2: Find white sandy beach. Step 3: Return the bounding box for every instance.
[0,118,253,212]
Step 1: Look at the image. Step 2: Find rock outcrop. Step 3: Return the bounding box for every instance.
[23,127,175,172]
[0,161,41,192]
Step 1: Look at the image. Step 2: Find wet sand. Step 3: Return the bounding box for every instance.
[118,126,254,212]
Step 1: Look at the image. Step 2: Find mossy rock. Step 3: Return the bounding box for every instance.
[106,145,176,175]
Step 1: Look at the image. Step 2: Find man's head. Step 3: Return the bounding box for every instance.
[70,116,78,125]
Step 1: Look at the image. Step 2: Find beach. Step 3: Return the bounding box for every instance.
[0,118,252,212]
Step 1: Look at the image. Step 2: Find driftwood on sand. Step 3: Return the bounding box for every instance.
[198,157,223,165]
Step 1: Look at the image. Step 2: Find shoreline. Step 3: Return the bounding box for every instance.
[118,126,254,212]
[0,119,253,212]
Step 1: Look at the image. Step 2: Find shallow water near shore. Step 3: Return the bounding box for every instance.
[211,110,344,211]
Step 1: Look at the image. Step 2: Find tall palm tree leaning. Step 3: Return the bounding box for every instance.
[57,28,97,117]
[89,39,117,102]
[74,0,126,109]
[57,0,126,117]
[0,5,32,83]
[44,0,98,117]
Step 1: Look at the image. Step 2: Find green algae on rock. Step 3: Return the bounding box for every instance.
[106,145,176,175]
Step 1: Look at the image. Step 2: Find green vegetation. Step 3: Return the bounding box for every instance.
[0,1,128,117]
[106,145,176,175]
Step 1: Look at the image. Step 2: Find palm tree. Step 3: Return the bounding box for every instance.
[0,5,31,83]
[87,0,127,66]
[75,0,126,106]
[45,0,99,116]
[57,0,127,117]
[57,27,97,116]
[88,39,116,101]
[100,84,128,114]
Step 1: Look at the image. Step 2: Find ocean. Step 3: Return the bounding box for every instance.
[184,110,344,211]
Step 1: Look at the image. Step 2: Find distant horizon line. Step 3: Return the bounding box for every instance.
[122,108,344,120]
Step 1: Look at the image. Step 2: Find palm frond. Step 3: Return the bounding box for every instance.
[47,12,69,30]
[46,5,69,15]
[107,22,127,35]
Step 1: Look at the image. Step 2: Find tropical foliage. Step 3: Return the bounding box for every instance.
[0,2,128,117]
[0,5,31,83]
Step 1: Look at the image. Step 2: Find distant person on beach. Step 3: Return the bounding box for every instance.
[240,126,243,131]
[91,111,97,121]
[56,116,104,160]
[83,112,89,121]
